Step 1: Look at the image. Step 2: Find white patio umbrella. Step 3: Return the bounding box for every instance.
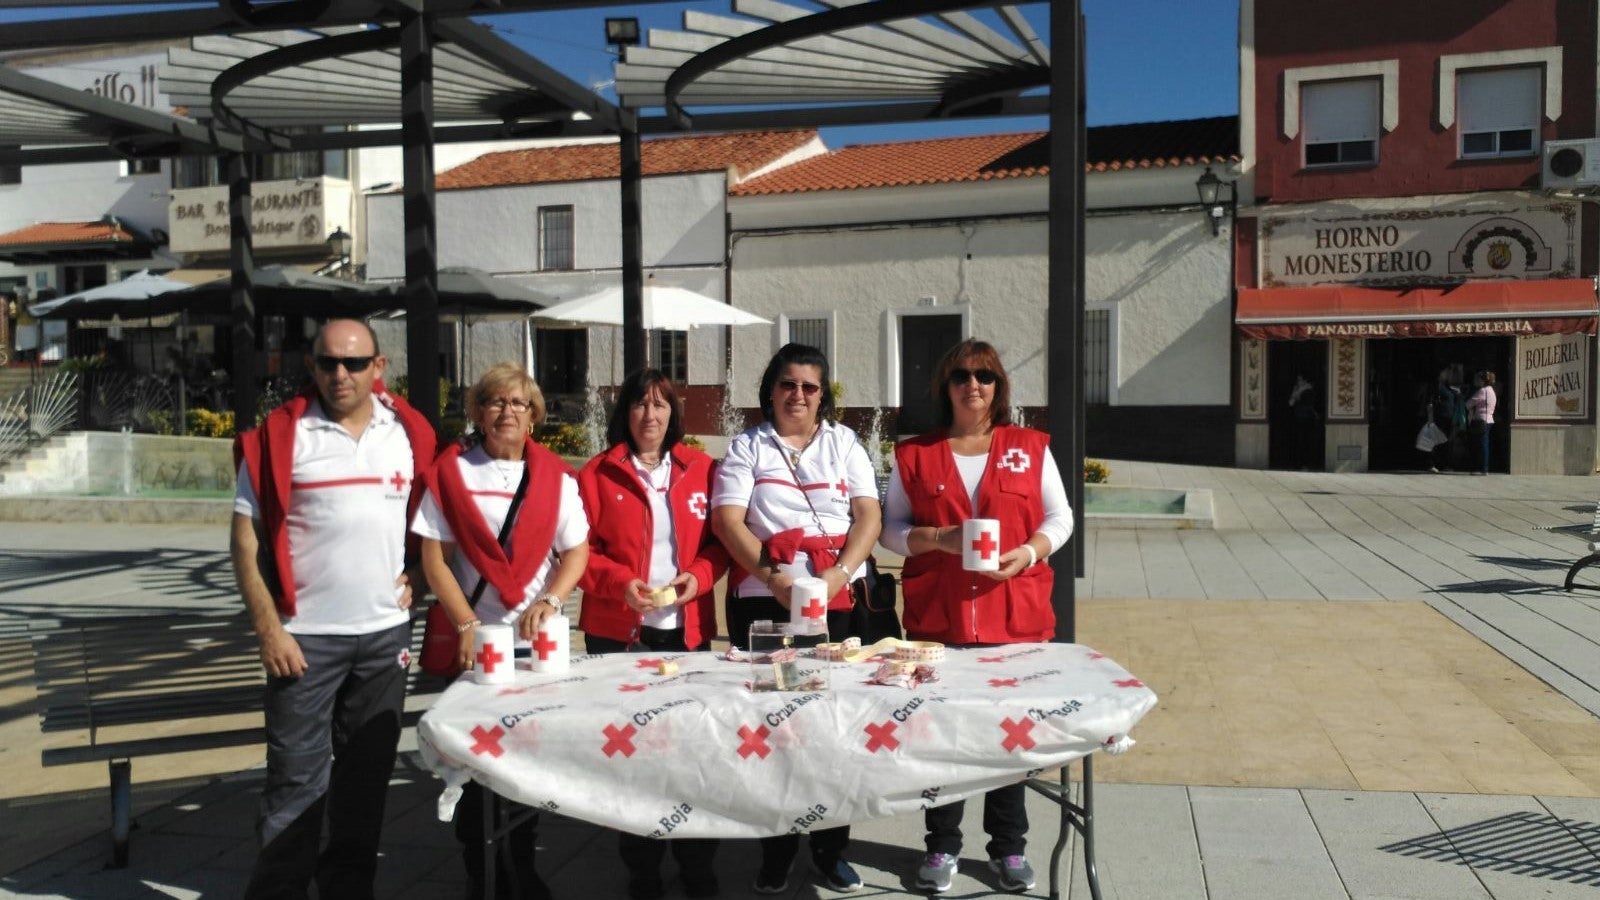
[532,283,771,330]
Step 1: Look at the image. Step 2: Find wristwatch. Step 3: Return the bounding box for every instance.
[537,593,564,612]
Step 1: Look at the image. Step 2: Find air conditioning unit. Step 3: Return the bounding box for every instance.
[1542,138,1600,189]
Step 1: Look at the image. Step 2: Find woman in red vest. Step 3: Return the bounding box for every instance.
[412,363,590,900]
[577,367,727,900]
[880,339,1074,895]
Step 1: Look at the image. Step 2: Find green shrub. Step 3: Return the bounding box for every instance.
[535,422,589,457]
[1084,459,1111,484]
[681,434,705,451]
[187,407,236,438]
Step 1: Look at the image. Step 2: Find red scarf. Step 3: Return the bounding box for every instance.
[733,528,852,610]
[429,438,570,610]
[233,380,437,616]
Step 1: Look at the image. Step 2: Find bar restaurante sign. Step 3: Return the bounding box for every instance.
[1260,196,1579,288]
[167,177,350,255]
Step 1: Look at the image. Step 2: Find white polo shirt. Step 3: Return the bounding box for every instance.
[234,395,415,636]
[411,444,588,646]
[632,454,681,630]
[711,420,878,597]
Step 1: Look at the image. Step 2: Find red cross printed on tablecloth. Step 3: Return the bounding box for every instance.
[533,630,559,661]
[602,723,638,757]
[389,470,409,492]
[737,724,772,759]
[476,644,505,674]
[989,678,1019,688]
[619,683,646,692]
[1087,652,1105,660]
[497,686,531,696]
[803,596,826,620]
[970,530,999,561]
[1113,678,1144,688]
[978,655,1006,664]
[635,657,663,669]
[687,491,708,520]
[864,720,900,753]
[999,717,1036,753]
[470,724,506,758]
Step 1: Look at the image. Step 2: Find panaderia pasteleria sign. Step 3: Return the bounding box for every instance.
[1259,196,1579,288]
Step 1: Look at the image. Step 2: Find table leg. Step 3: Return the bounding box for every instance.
[1028,756,1101,900]
[482,790,499,900]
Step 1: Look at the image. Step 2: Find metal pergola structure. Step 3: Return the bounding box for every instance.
[0,1,1090,894]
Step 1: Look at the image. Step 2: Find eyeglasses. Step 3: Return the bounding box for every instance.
[776,379,822,396]
[483,397,533,413]
[314,355,376,374]
[949,367,999,386]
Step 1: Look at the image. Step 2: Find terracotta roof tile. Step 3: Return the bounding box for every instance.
[436,129,819,191]
[732,116,1240,196]
[0,220,139,247]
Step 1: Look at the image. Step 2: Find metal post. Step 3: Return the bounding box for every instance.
[401,11,440,429]
[1047,1,1086,642]
[227,152,259,426]
[619,109,644,378]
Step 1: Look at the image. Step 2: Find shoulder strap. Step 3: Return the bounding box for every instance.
[468,458,532,604]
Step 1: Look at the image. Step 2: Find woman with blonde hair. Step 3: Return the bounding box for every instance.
[411,362,589,900]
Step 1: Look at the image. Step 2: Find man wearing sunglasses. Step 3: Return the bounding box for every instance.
[232,318,437,899]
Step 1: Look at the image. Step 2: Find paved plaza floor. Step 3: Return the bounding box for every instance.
[3,461,1600,898]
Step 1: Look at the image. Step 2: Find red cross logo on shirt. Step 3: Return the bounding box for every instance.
[971,530,999,561]
[989,678,1019,688]
[602,723,638,757]
[476,643,505,674]
[737,724,772,759]
[1113,678,1144,688]
[687,492,708,520]
[864,720,901,753]
[470,724,506,758]
[803,596,826,620]
[1000,717,1037,753]
[619,683,647,692]
[389,470,409,492]
[996,448,1031,474]
[835,479,849,499]
[533,630,560,661]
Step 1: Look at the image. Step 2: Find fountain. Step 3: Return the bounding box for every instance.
[1010,405,1028,429]
[862,407,889,498]
[718,362,745,440]
[582,388,607,458]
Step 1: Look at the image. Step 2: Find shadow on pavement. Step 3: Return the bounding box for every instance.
[1379,811,1600,887]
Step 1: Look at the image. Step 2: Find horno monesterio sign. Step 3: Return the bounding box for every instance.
[1259,195,1580,288]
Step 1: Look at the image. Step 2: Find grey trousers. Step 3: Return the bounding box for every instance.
[245,620,412,900]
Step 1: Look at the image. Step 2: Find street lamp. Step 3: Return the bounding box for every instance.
[1195,165,1235,236]
[326,226,352,262]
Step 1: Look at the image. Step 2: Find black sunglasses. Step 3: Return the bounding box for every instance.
[314,355,376,374]
[949,367,998,386]
[777,379,822,396]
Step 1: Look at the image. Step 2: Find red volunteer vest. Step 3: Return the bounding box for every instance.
[429,438,571,610]
[577,442,727,649]
[895,425,1055,644]
[233,381,437,616]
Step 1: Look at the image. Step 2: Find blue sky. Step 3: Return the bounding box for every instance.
[1,0,1240,147]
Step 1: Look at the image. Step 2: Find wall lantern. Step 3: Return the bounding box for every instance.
[326,226,352,261]
[605,17,641,46]
[1195,165,1235,236]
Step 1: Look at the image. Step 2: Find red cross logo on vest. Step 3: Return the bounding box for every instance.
[999,717,1037,753]
[533,629,560,660]
[389,470,409,492]
[864,720,900,753]
[470,724,506,757]
[971,530,999,562]
[737,724,772,759]
[476,643,505,674]
[989,678,1019,688]
[687,491,708,520]
[802,596,826,620]
[996,448,1031,474]
[602,722,638,757]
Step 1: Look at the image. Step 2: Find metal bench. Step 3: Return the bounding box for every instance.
[32,613,438,867]
[1535,502,1600,591]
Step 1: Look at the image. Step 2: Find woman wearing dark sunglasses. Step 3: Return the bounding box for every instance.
[878,339,1073,895]
[710,342,882,895]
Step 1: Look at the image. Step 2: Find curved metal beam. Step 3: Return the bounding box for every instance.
[210,27,401,146]
[662,0,1031,128]
[934,62,1048,117]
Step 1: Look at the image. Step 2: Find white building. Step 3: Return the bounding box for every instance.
[363,130,826,428]
[725,120,1240,462]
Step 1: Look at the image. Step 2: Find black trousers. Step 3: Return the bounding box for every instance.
[455,781,549,900]
[585,629,720,887]
[726,596,865,871]
[924,783,1028,858]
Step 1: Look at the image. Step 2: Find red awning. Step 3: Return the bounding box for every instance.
[1236,278,1599,339]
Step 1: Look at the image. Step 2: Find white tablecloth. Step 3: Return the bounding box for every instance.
[417,644,1157,840]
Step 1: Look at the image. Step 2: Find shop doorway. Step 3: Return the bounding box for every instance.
[1268,340,1327,470]
[1366,336,1511,472]
[898,314,962,434]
